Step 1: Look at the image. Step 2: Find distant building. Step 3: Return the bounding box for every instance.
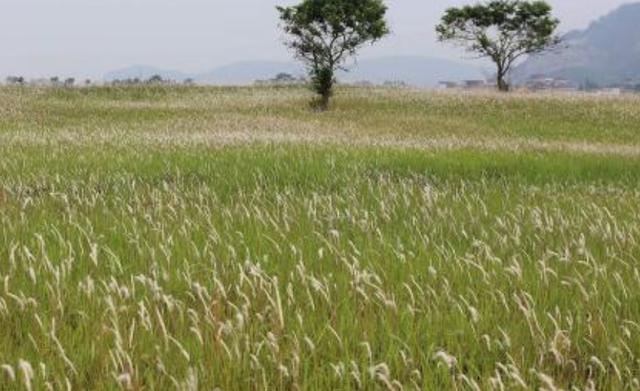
[438,79,491,90]
[29,78,54,87]
[616,78,640,93]
[438,81,459,89]
[595,88,623,96]
[382,80,409,88]
[344,80,408,88]
[525,74,576,91]
[463,80,487,89]
[351,80,374,87]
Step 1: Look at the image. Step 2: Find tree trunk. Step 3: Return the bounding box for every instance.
[318,92,331,111]
[497,71,510,92]
[310,65,334,111]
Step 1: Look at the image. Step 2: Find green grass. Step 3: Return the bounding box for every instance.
[1,86,639,390]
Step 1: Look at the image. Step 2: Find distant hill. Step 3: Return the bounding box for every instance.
[104,56,484,87]
[339,56,485,87]
[196,61,304,85]
[104,65,190,82]
[513,2,640,86]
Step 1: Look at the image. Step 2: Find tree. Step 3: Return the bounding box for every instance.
[6,76,25,86]
[147,75,164,84]
[277,0,389,109]
[436,0,560,92]
[275,73,295,82]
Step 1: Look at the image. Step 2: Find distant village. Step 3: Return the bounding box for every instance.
[256,72,640,94]
[437,74,640,95]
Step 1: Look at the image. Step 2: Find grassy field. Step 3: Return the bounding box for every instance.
[1,86,640,390]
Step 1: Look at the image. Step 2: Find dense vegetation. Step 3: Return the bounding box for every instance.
[1,86,640,390]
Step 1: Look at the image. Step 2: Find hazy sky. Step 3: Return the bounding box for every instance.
[0,0,633,79]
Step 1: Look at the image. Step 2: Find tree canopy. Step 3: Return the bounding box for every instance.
[277,0,389,109]
[436,0,560,91]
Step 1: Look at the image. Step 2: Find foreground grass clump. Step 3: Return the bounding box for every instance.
[1,87,640,390]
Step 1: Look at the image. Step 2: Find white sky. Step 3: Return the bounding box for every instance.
[0,0,633,79]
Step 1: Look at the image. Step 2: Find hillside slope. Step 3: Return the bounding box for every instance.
[514,2,640,86]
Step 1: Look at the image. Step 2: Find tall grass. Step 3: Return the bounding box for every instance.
[0,87,639,390]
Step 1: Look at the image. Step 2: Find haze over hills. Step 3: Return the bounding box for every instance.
[104,66,190,83]
[105,3,640,89]
[196,61,304,85]
[513,2,640,86]
[338,56,486,87]
[104,56,485,87]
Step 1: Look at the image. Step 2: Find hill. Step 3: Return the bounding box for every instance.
[338,56,484,87]
[195,61,304,85]
[104,65,190,82]
[513,2,640,86]
[104,56,484,87]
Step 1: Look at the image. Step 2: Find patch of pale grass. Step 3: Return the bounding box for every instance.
[2,126,640,157]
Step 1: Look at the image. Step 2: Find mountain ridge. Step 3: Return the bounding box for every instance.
[513,2,640,86]
[104,56,485,87]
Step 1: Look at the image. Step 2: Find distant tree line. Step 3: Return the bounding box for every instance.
[4,74,196,87]
[5,76,26,86]
[5,76,88,87]
[109,75,194,86]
